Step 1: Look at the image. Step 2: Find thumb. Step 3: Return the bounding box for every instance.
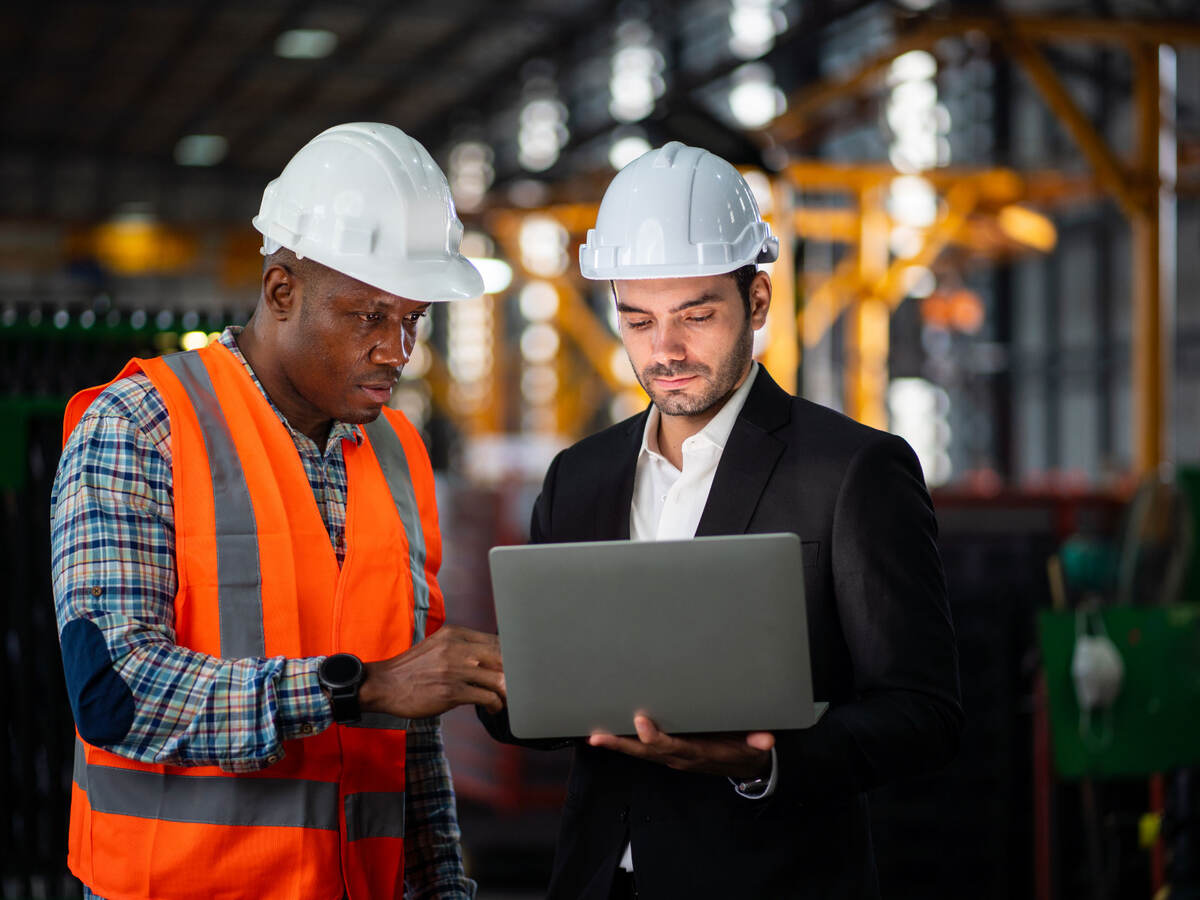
[746,731,775,751]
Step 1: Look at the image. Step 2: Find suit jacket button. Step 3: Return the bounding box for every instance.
[619,808,629,823]
[642,814,652,823]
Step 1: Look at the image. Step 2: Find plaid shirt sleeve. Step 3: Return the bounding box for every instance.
[404,716,477,899]
[50,374,332,772]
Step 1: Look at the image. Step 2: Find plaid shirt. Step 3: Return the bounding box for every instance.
[51,327,475,899]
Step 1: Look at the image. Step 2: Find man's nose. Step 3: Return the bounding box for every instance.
[371,321,414,368]
[650,322,686,362]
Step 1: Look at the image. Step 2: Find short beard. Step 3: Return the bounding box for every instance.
[635,320,753,419]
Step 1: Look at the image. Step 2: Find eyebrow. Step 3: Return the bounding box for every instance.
[615,293,726,316]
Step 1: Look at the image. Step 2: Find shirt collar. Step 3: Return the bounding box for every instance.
[639,361,760,462]
[217,326,364,449]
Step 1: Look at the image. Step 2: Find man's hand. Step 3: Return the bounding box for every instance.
[359,625,506,719]
[587,715,774,780]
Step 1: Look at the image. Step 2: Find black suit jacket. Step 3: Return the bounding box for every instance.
[481,368,963,899]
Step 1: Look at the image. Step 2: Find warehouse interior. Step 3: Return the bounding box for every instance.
[3,0,1200,897]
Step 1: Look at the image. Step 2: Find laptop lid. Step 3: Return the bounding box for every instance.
[488,532,825,740]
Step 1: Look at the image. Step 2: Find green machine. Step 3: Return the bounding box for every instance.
[1038,465,1200,778]
[1038,603,1200,778]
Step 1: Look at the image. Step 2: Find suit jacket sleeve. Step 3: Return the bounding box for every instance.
[775,433,963,803]
[476,452,575,751]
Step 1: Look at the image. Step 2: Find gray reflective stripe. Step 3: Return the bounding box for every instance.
[161,351,265,659]
[346,712,409,730]
[363,417,430,643]
[73,740,87,786]
[73,744,338,830]
[344,791,406,841]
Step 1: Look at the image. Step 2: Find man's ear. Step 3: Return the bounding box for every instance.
[749,271,772,329]
[262,264,299,320]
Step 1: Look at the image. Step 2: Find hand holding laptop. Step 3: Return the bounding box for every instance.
[489,534,827,741]
[588,713,775,780]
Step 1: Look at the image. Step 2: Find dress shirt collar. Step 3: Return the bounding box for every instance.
[639,361,760,466]
[217,326,364,450]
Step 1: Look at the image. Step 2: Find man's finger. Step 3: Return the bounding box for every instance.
[746,731,775,751]
[462,685,506,714]
[452,627,501,647]
[633,715,659,744]
[588,733,658,759]
[460,667,506,697]
[463,647,504,671]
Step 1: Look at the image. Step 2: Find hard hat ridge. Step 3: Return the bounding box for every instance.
[579,141,779,280]
[253,122,483,302]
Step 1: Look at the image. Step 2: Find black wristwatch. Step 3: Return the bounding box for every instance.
[318,653,366,724]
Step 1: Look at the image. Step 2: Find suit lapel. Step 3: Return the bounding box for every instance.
[695,367,792,537]
[598,411,645,540]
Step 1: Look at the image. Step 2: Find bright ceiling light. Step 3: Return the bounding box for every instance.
[728,64,785,129]
[518,93,569,173]
[609,134,651,170]
[519,216,569,277]
[180,331,209,351]
[468,258,514,295]
[888,175,938,227]
[174,134,227,167]
[888,50,938,86]
[519,281,560,321]
[520,323,560,364]
[449,141,494,213]
[609,19,665,123]
[275,29,338,59]
[728,1,786,60]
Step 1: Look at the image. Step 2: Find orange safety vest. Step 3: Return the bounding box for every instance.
[61,341,446,900]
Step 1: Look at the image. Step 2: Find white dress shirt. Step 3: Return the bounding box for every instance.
[619,362,778,873]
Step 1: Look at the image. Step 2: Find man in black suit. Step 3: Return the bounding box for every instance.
[481,142,963,899]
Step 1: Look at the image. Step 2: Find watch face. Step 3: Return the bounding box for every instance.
[322,653,362,688]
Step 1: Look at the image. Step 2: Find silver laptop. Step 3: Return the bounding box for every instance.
[488,532,828,739]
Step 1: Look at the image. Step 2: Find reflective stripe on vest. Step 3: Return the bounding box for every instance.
[73,741,341,831]
[160,351,265,659]
[363,416,431,643]
[161,352,430,657]
[344,791,406,842]
[74,741,406,839]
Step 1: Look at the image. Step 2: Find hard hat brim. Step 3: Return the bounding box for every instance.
[262,232,485,302]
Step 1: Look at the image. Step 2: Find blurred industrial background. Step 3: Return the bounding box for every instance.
[3,0,1200,897]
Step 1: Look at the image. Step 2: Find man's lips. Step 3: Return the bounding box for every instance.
[359,383,395,403]
[653,375,698,390]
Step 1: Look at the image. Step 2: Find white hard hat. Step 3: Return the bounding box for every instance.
[253,122,483,302]
[579,141,779,280]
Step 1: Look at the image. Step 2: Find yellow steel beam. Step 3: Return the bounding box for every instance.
[873,182,978,310]
[555,282,630,394]
[953,14,1200,48]
[793,208,861,243]
[768,19,962,145]
[800,181,978,349]
[763,178,799,392]
[800,253,862,349]
[769,15,1200,146]
[845,184,892,429]
[1002,30,1144,217]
